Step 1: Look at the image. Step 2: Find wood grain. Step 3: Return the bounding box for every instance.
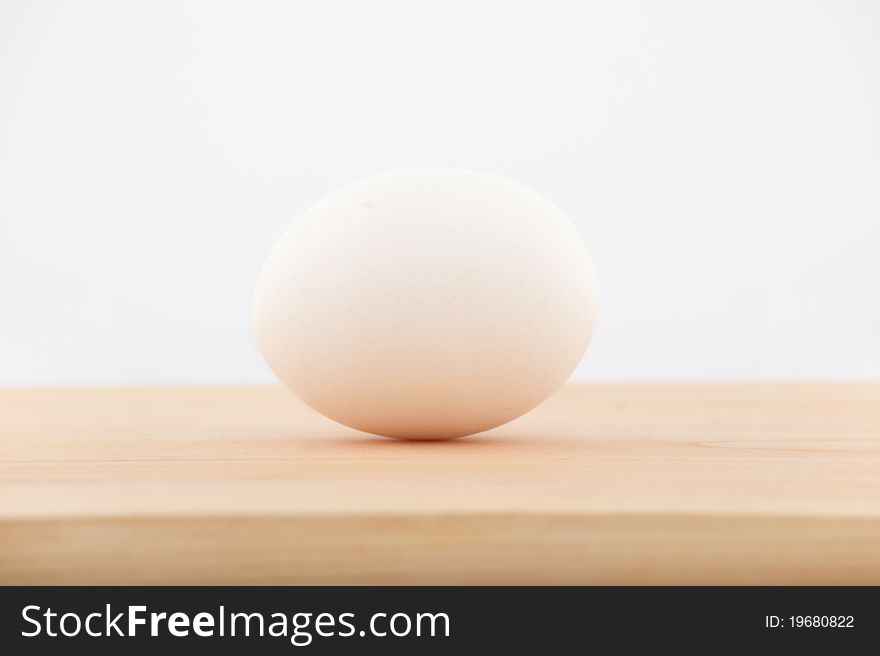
[1,384,879,584]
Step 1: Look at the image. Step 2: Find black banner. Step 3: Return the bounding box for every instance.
[1,586,875,653]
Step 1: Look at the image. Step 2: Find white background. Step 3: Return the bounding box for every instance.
[2,0,879,386]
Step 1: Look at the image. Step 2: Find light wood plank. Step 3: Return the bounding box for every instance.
[1,384,879,583]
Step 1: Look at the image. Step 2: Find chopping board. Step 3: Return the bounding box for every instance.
[2,384,879,584]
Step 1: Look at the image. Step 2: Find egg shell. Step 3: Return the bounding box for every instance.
[253,168,597,439]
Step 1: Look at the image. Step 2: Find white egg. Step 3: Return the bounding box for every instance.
[253,168,597,439]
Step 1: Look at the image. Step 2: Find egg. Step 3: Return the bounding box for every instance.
[253,168,597,439]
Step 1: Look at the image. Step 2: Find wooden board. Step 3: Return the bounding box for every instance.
[1,384,879,584]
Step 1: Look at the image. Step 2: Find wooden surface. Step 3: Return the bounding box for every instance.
[1,384,879,584]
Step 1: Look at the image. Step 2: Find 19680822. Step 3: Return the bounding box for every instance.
[793,616,854,628]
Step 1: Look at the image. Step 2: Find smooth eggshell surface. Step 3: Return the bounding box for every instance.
[253,168,597,439]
